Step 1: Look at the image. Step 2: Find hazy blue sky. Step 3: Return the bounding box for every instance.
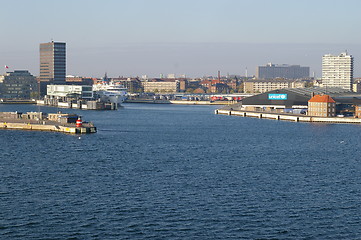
[1,0,360,78]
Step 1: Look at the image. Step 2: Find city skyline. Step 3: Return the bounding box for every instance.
[1,0,361,78]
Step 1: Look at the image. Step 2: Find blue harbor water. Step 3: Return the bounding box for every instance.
[1,103,361,239]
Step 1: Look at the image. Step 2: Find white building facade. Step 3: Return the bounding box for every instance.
[322,52,353,91]
[47,85,93,99]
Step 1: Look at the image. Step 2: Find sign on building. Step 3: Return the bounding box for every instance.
[268,93,288,100]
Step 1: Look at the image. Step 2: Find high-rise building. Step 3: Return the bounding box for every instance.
[39,41,66,95]
[256,63,310,79]
[322,52,353,91]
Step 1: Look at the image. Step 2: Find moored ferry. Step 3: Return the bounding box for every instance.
[93,74,127,105]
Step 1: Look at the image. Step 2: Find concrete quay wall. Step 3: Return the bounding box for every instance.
[170,100,232,105]
[216,109,361,124]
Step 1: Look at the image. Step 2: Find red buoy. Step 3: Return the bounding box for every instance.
[76,117,82,128]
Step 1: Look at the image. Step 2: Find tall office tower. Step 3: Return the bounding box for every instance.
[322,52,353,91]
[39,41,66,95]
[256,63,310,79]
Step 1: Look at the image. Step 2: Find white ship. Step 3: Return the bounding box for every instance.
[93,82,128,105]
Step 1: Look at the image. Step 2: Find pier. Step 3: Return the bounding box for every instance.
[215,109,361,124]
[0,112,97,134]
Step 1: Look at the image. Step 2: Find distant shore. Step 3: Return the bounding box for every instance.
[125,99,235,105]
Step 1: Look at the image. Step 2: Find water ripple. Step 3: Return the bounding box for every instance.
[1,104,361,239]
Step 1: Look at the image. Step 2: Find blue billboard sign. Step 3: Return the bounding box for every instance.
[268,93,288,100]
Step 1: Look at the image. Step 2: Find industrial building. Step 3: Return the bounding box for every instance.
[235,87,361,116]
[240,88,311,111]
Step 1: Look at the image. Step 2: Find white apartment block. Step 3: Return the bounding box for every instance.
[322,52,353,91]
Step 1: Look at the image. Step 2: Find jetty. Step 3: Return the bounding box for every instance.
[215,109,361,124]
[0,112,97,134]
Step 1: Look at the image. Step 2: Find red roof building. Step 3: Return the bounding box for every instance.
[308,94,336,117]
[308,94,336,103]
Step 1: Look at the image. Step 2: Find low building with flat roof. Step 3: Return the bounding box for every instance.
[47,85,93,99]
[241,88,310,111]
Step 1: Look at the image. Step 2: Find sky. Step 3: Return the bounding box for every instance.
[1,0,361,78]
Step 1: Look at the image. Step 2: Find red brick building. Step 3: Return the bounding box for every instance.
[308,94,336,117]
